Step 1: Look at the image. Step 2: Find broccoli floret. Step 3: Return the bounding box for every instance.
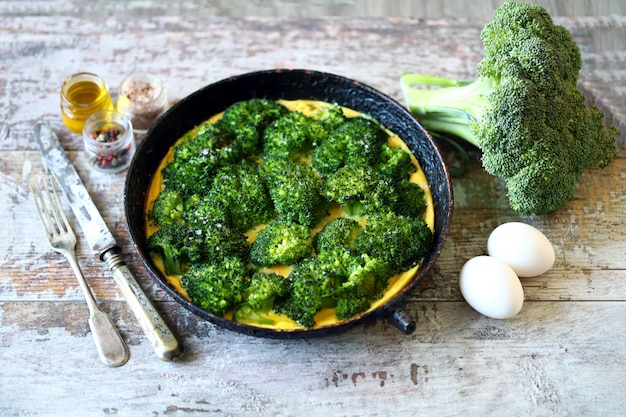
[233,304,276,326]
[354,211,432,273]
[378,144,417,180]
[322,165,397,217]
[184,193,231,232]
[314,217,362,254]
[391,179,428,219]
[335,255,391,320]
[262,111,327,159]
[244,271,290,312]
[181,256,249,316]
[161,122,238,196]
[150,189,185,227]
[260,157,328,227]
[400,1,618,215]
[209,160,276,231]
[249,219,313,267]
[201,223,250,263]
[220,98,289,156]
[148,225,204,275]
[312,116,389,177]
[275,256,338,327]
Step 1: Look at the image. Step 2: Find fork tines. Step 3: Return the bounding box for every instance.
[29,175,71,239]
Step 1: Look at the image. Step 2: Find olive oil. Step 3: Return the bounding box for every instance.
[60,73,113,133]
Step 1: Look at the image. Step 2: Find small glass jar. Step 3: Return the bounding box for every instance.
[116,72,168,136]
[61,72,113,133]
[82,110,136,173]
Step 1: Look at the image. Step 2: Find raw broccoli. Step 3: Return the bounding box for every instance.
[147,225,204,275]
[354,211,432,274]
[209,160,276,231]
[391,179,428,219]
[201,223,250,263]
[260,157,328,227]
[314,217,362,254]
[150,188,186,227]
[244,271,290,312]
[184,193,231,232]
[181,256,249,316]
[262,111,327,159]
[400,1,618,215]
[249,219,313,267]
[312,116,389,177]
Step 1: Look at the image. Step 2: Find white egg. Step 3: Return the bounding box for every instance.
[487,222,555,277]
[459,256,524,319]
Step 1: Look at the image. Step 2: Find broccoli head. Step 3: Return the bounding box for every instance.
[354,211,433,273]
[260,157,328,227]
[181,256,249,316]
[249,219,313,267]
[400,1,618,215]
[378,144,417,180]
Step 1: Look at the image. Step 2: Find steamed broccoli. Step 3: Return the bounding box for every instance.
[244,271,290,312]
[150,189,186,227]
[262,111,327,159]
[322,165,398,217]
[336,255,391,320]
[354,211,432,274]
[400,1,618,215]
[249,219,313,267]
[148,225,204,275]
[312,116,389,177]
[161,121,237,196]
[209,160,276,231]
[181,256,249,316]
[220,98,289,156]
[314,217,362,254]
[147,98,434,328]
[260,157,328,227]
[275,256,338,327]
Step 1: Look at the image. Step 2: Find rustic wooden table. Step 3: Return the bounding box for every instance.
[1,8,625,417]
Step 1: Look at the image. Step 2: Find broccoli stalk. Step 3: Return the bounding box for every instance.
[400,1,618,215]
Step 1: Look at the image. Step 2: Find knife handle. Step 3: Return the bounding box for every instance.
[102,248,184,362]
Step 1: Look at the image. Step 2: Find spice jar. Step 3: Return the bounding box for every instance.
[82,110,136,173]
[116,72,168,136]
[61,72,113,133]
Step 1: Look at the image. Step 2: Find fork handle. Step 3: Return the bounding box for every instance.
[102,248,184,362]
[66,254,130,367]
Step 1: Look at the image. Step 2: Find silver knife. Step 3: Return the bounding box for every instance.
[34,122,183,362]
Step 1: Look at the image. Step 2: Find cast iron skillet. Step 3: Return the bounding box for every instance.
[124,69,453,338]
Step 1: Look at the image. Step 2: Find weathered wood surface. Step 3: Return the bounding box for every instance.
[1,11,625,417]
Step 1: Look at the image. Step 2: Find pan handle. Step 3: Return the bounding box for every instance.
[384,307,417,335]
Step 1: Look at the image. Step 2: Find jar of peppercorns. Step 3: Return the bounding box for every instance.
[116,72,168,136]
[82,110,136,173]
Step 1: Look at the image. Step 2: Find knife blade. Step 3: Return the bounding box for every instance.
[34,122,183,362]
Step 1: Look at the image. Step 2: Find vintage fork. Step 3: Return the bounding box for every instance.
[30,175,129,367]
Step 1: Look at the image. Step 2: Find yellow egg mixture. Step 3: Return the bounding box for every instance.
[145,99,434,330]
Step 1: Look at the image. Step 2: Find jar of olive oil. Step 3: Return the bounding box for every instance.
[60,72,113,133]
